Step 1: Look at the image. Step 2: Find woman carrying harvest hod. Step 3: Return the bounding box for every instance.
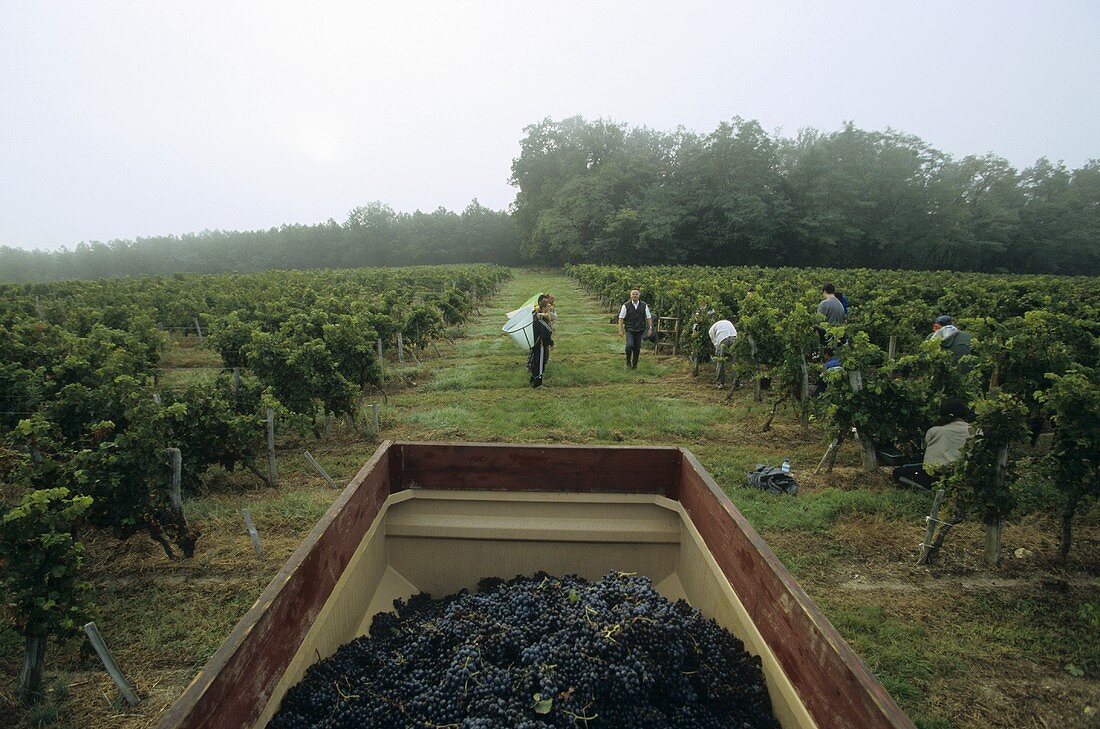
[528,294,554,388]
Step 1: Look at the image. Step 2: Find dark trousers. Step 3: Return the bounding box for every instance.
[715,336,736,385]
[529,344,549,386]
[892,463,935,491]
[624,330,645,368]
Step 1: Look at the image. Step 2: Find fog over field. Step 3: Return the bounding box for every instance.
[1,0,1097,252]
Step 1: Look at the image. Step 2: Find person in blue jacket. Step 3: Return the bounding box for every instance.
[836,291,850,315]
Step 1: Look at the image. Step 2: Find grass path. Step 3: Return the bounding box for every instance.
[388,270,740,445]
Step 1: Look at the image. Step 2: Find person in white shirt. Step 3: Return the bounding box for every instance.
[617,289,653,369]
[708,320,738,388]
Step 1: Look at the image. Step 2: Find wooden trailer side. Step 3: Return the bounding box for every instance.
[156,442,396,729]
[392,441,681,496]
[676,449,915,729]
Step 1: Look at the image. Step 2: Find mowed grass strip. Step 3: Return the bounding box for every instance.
[398,386,727,441]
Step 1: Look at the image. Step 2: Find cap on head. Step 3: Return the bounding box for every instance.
[939,397,973,421]
[934,315,954,326]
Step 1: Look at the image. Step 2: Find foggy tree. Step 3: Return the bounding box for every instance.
[3,116,1099,282]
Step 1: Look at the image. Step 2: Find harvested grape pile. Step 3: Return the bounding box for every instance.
[269,572,779,728]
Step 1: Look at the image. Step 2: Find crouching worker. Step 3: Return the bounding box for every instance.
[810,347,843,397]
[892,398,974,490]
[928,315,973,374]
[529,295,554,388]
[708,319,738,388]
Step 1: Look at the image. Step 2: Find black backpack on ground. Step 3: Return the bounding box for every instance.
[746,464,799,495]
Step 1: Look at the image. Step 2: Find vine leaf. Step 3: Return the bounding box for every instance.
[532,693,553,714]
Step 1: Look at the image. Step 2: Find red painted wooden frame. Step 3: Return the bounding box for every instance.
[158,441,914,729]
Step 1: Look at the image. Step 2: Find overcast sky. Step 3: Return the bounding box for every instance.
[2,1,1098,251]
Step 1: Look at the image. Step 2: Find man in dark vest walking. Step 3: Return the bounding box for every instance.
[618,288,653,369]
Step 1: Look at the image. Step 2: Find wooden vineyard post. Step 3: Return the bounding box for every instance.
[265,408,278,488]
[888,335,897,361]
[397,333,405,366]
[84,622,141,706]
[242,509,264,558]
[162,446,196,556]
[815,431,845,474]
[168,448,182,508]
[848,370,878,472]
[747,334,762,402]
[800,363,810,434]
[859,438,879,472]
[303,451,339,489]
[376,339,385,385]
[167,447,183,518]
[193,318,204,347]
[233,367,241,393]
[985,520,1004,566]
[19,636,45,705]
[985,445,1010,566]
[917,489,946,564]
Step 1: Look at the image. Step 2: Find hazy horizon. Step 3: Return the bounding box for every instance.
[3,0,1098,252]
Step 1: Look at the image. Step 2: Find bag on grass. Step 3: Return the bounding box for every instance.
[746,464,799,495]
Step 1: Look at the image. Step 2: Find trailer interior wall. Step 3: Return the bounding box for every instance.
[158,442,914,729]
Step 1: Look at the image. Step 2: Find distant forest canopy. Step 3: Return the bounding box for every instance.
[0,200,521,282]
[511,117,1100,275]
[2,115,1098,282]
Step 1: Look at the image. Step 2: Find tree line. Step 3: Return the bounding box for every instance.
[2,116,1098,282]
[0,201,521,282]
[513,118,1099,274]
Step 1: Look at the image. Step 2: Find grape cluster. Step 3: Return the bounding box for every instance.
[269,572,780,728]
